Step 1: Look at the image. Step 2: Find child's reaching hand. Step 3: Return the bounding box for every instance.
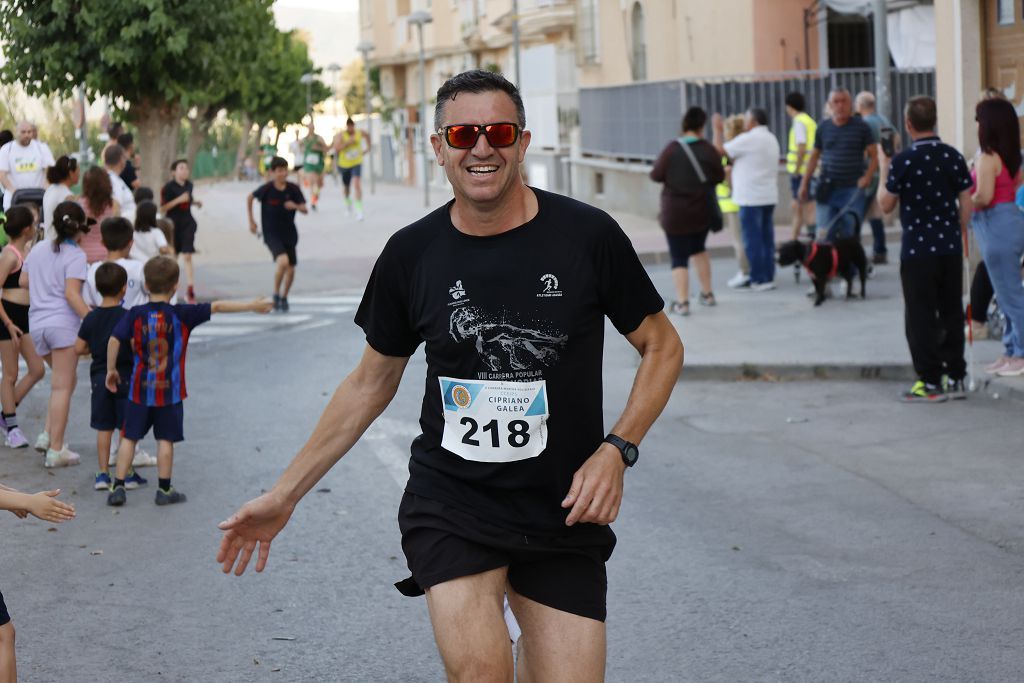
[24,490,76,523]
[251,298,273,314]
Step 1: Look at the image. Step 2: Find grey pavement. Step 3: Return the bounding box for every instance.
[2,310,1023,681]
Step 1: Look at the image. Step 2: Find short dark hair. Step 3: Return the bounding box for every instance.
[2,205,34,239]
[346,117,355,126]
[0,130,12,148]
[135,200,158,233]
[785,92,806,112]
[95,262,128,299]
[170,158,188,171]
[107,121,123,138]
[904,96,937,133]
[100,216,134,252]
[748,108,769,126]
[144,255,180,295]
[116,132,134,150]
[134,186,154,203]
[434,70,526,131]
[682,107,707,133]
[976,97,1022,178]
[103,144,125,167]
[269,156,289,171]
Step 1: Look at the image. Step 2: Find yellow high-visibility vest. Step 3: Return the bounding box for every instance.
[786,112,817,175]
[716,156,738,214]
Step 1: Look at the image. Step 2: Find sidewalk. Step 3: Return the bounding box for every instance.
[188,179,1021,401]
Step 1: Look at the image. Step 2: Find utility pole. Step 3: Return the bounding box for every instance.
[357,41,376,194]
[409,10,433,208]
[512,0,521,86]
[873,0,891,121]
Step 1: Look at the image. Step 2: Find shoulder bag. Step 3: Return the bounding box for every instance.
[677,138,723,233]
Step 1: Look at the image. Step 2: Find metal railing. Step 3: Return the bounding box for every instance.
[579,68,936,162]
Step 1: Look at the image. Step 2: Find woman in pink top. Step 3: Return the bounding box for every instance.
[971,97,1024,376]
[20,201,92,468]
[78,166,119,264]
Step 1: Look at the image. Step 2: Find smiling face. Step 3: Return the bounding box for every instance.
[430,90,531,208]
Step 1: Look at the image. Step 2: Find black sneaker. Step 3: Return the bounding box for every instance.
[272,294,281,311]
[280,297,290,313]
[107,485,127,506]
[944,376,968,400]
[155,488,187,506]
[872,253,888,265]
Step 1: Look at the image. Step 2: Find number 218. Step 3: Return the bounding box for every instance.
[460,418,530,448]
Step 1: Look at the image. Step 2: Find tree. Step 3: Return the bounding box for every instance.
[343,59,368,118]
[245,30,331,134]
[0,0,275,190]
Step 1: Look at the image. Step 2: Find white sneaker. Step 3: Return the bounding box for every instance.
[727,271,750,289]
[132,446,158,468]
[751,281,777,292]
[34,430,50,453]
[44,446,80,468]
[356,210,364,221]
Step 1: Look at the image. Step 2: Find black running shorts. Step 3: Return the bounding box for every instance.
[264,236,297,266]
[0,589,10,626]
[396,492,615,622]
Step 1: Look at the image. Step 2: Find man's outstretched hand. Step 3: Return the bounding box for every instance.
[217,491,295,576]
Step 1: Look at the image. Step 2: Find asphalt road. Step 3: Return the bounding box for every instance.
[2,290,1024,682]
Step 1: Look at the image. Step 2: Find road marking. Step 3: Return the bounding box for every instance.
[285,295,363,305]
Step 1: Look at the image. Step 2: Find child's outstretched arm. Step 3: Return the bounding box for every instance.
[0,487,76,523]
[212,298,273,315]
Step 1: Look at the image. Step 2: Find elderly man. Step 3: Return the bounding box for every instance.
[856,90,900,264]
[103,144,137,222]
[798,88,878,242]
[0,121,55,210]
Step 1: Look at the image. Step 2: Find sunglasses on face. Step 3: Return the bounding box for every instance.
[438,122,521,149]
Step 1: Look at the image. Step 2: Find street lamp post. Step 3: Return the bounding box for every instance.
[326,63,341,119]
[512,0,520,87]
[300,72,316,119]
[408,10,433,208]
[356,40,376,195]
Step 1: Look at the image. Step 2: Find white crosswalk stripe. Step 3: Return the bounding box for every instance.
[188,292,359,344]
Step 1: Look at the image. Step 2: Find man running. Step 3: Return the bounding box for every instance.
[217,70,683,682]
[247,156,307,312]
[300,122,328,211]
[332,117,370,220]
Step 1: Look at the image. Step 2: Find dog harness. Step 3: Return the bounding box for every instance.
[804,242,839,280]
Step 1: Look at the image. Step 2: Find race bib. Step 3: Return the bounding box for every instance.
[305,153,321,165]
[344,146,360,161]
[439,377,548,463]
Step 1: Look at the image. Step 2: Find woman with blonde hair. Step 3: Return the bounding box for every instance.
[720,114,751,288]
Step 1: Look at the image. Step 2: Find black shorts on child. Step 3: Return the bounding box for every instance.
[0,589,10,626]
[90,376,128,431]
[0,300,29,341]
[123,401,184,443]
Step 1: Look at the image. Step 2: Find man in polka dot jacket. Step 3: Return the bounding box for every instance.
[877,96,974,402]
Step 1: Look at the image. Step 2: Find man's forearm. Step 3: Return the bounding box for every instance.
[274,360,405,505]
[609,326,684,446]
[0,171,13,192]
[801,153,820,186]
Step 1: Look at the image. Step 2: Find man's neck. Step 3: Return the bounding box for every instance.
[149,294,173,303]
[910,130,937,142]
[450,183,538,238]
[108,249,130,260]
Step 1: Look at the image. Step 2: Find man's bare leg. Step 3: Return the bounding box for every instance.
[282,265,296,299]
[507,586,606,683]
[425,567,514,683]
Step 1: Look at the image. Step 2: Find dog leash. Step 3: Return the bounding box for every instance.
[817,187,865,238]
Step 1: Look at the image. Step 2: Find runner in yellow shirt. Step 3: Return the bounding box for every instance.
[331,118,371,220]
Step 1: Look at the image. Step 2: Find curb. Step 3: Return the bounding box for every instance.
[680,363,1024,402]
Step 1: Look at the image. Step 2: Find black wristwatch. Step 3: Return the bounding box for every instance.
[603,434,639,468]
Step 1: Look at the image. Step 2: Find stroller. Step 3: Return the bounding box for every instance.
[6,187,47,243]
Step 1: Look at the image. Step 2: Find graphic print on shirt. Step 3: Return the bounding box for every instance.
[446,275,568,375]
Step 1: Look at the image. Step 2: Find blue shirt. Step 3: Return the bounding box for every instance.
[884,136,971,261]
[814,117,874,187]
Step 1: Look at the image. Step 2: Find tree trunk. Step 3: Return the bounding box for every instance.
[234,114,254,179]
[132,100,183,194]
[185,105,215,170]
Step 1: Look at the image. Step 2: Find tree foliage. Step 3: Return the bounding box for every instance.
[245,30,331,130]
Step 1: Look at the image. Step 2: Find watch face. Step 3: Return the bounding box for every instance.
[624,445,639,465]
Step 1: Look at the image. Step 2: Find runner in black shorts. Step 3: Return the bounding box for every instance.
[160,159,202,303]
[247,156,307,312]
[218,70,684,681]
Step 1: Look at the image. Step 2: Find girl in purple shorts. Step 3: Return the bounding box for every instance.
[21,201,92,468]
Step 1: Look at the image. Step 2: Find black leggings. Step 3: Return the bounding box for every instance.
[970,261,992,323]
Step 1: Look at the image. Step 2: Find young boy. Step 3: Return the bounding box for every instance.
[160,160,202,303]
[0,483,75,682]
[247,156,307,312]
[83,217,147,309]
[76,262,146,491]
[106,256,271,506]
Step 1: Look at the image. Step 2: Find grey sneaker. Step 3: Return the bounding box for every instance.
[107,485,127,507]
[944,376,968,400]
[155,488,187,506]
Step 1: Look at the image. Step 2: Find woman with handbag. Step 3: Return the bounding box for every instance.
[650,107,725,316]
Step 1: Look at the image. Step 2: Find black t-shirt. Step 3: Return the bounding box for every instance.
[252,181,305,244]
[161,180,196,230]
[78,306,133,379]
[354,188,664,535]
[120,160,138,189]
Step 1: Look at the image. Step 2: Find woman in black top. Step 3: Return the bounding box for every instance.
[650,107,725,315]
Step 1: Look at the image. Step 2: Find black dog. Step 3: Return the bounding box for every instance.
[777,239,867,306]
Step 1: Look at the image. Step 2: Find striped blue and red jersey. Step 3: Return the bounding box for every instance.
[112,302,211,406]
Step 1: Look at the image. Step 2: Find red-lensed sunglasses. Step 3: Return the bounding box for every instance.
[439,122,520,149]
